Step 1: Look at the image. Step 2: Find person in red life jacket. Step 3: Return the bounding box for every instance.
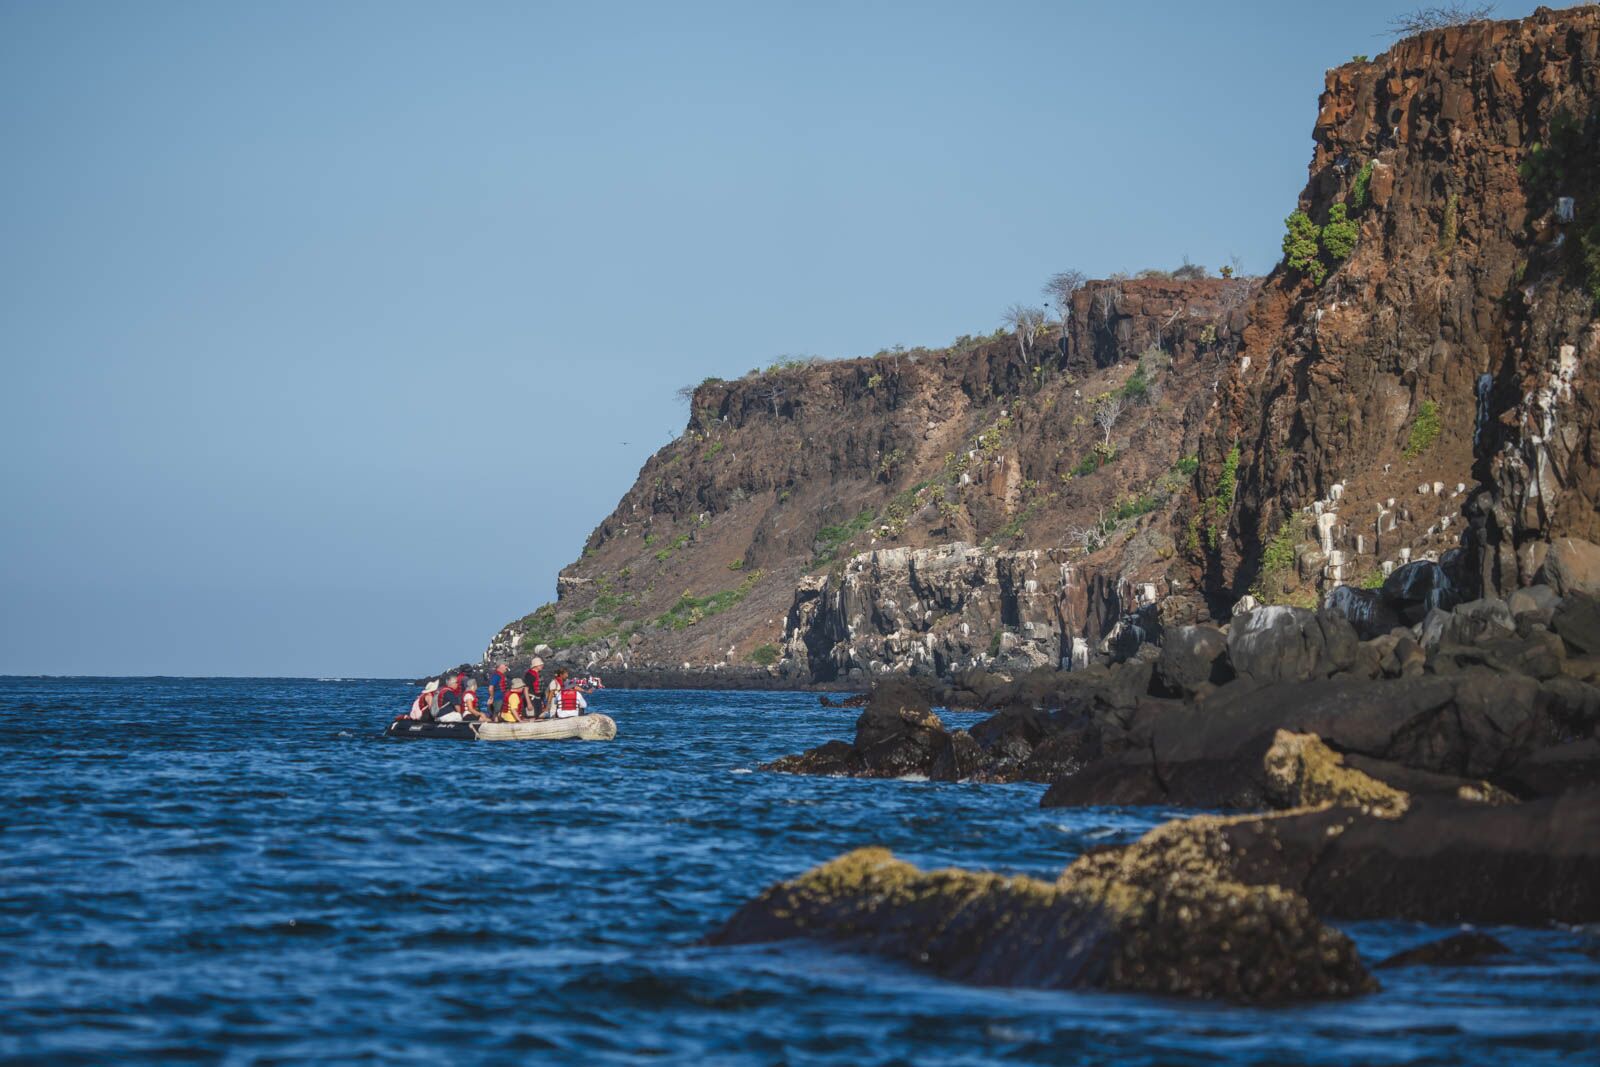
[523,657,544,710]
[490,662,511,711]
[459,675,484,721]
[548,668,587,719]
[407,678,439,721]
[431,674,462,722]
[499,676,533,722]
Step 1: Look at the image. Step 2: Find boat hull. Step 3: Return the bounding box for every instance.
[385,714,617,742]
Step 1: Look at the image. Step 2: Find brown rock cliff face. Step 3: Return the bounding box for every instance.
[1194,5,1600,610]
[485,279,1254,680]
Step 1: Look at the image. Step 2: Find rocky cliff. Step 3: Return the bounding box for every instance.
[1193,5,1600,615]
[482,5,1600,687]
[484,277,1252,682]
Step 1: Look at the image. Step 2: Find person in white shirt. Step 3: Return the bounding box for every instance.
[547,667,587,718]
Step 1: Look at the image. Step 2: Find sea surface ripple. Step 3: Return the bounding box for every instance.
[2,677,1596,1065]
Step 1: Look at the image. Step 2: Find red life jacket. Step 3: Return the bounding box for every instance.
[501,689,529,721]
[559,685,580,712]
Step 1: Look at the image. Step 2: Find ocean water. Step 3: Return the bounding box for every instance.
[1,678,1596,1066]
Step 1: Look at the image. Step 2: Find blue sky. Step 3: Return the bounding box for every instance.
[0,1,1548,676]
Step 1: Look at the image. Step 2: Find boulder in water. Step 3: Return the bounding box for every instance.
[709,843,1374,1004]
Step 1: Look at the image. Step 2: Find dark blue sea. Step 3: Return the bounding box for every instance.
[2,678,1596,1065]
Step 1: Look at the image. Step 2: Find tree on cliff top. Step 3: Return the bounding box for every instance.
[1388,3,1495,37]
[1042,271,1087,326]
[1002,304,1049,364]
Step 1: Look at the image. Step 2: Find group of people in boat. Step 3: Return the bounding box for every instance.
[406,658,602,724]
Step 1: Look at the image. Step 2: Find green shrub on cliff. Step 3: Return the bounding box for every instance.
[1283,204,1361,283]
[813,509,875,563]
[656,572,764,631]
[1405,400,1441,458]
[1321,203,1358,261]
[1205,444,1240,548]
[1350,160,1375,212]
[1252,517,1306,603]
[748,644,779,666]
[1109,492,1162,523]
[1071,453,1102,477]
[1282,211,1326,285]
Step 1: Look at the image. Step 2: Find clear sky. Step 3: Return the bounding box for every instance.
[0,0,1550,677]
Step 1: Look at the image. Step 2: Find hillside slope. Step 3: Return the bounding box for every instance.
[485,279,1251,682]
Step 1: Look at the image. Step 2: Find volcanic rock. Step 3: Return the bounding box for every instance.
[1226,607,1357,685]
[1539,538,1600,598]
[709,845,1374,1003]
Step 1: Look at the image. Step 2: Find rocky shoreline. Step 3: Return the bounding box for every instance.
[719,563,1600,1002]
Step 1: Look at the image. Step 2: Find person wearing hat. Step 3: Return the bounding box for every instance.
[522,658,544,711]
[499,676,534,722]
[408,678,439,721]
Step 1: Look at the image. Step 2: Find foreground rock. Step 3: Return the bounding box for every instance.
[1042,674,1535,809]
[762,677,1104,782]
[709,846,1373,1004]
[766,586,1600,801]
[1179,789,1600,925]
[761,680,968,779]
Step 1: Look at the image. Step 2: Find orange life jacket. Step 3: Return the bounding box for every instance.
[559,685,580,712]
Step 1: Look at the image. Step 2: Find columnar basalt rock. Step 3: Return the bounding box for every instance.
[1192,5,1600,613]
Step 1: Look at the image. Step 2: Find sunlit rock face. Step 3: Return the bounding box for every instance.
[1191,5,1600,609]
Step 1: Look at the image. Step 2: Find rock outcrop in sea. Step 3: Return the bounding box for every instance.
[708,841,1376,1004]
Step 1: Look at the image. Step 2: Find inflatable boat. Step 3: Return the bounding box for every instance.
[385,714,617,742]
